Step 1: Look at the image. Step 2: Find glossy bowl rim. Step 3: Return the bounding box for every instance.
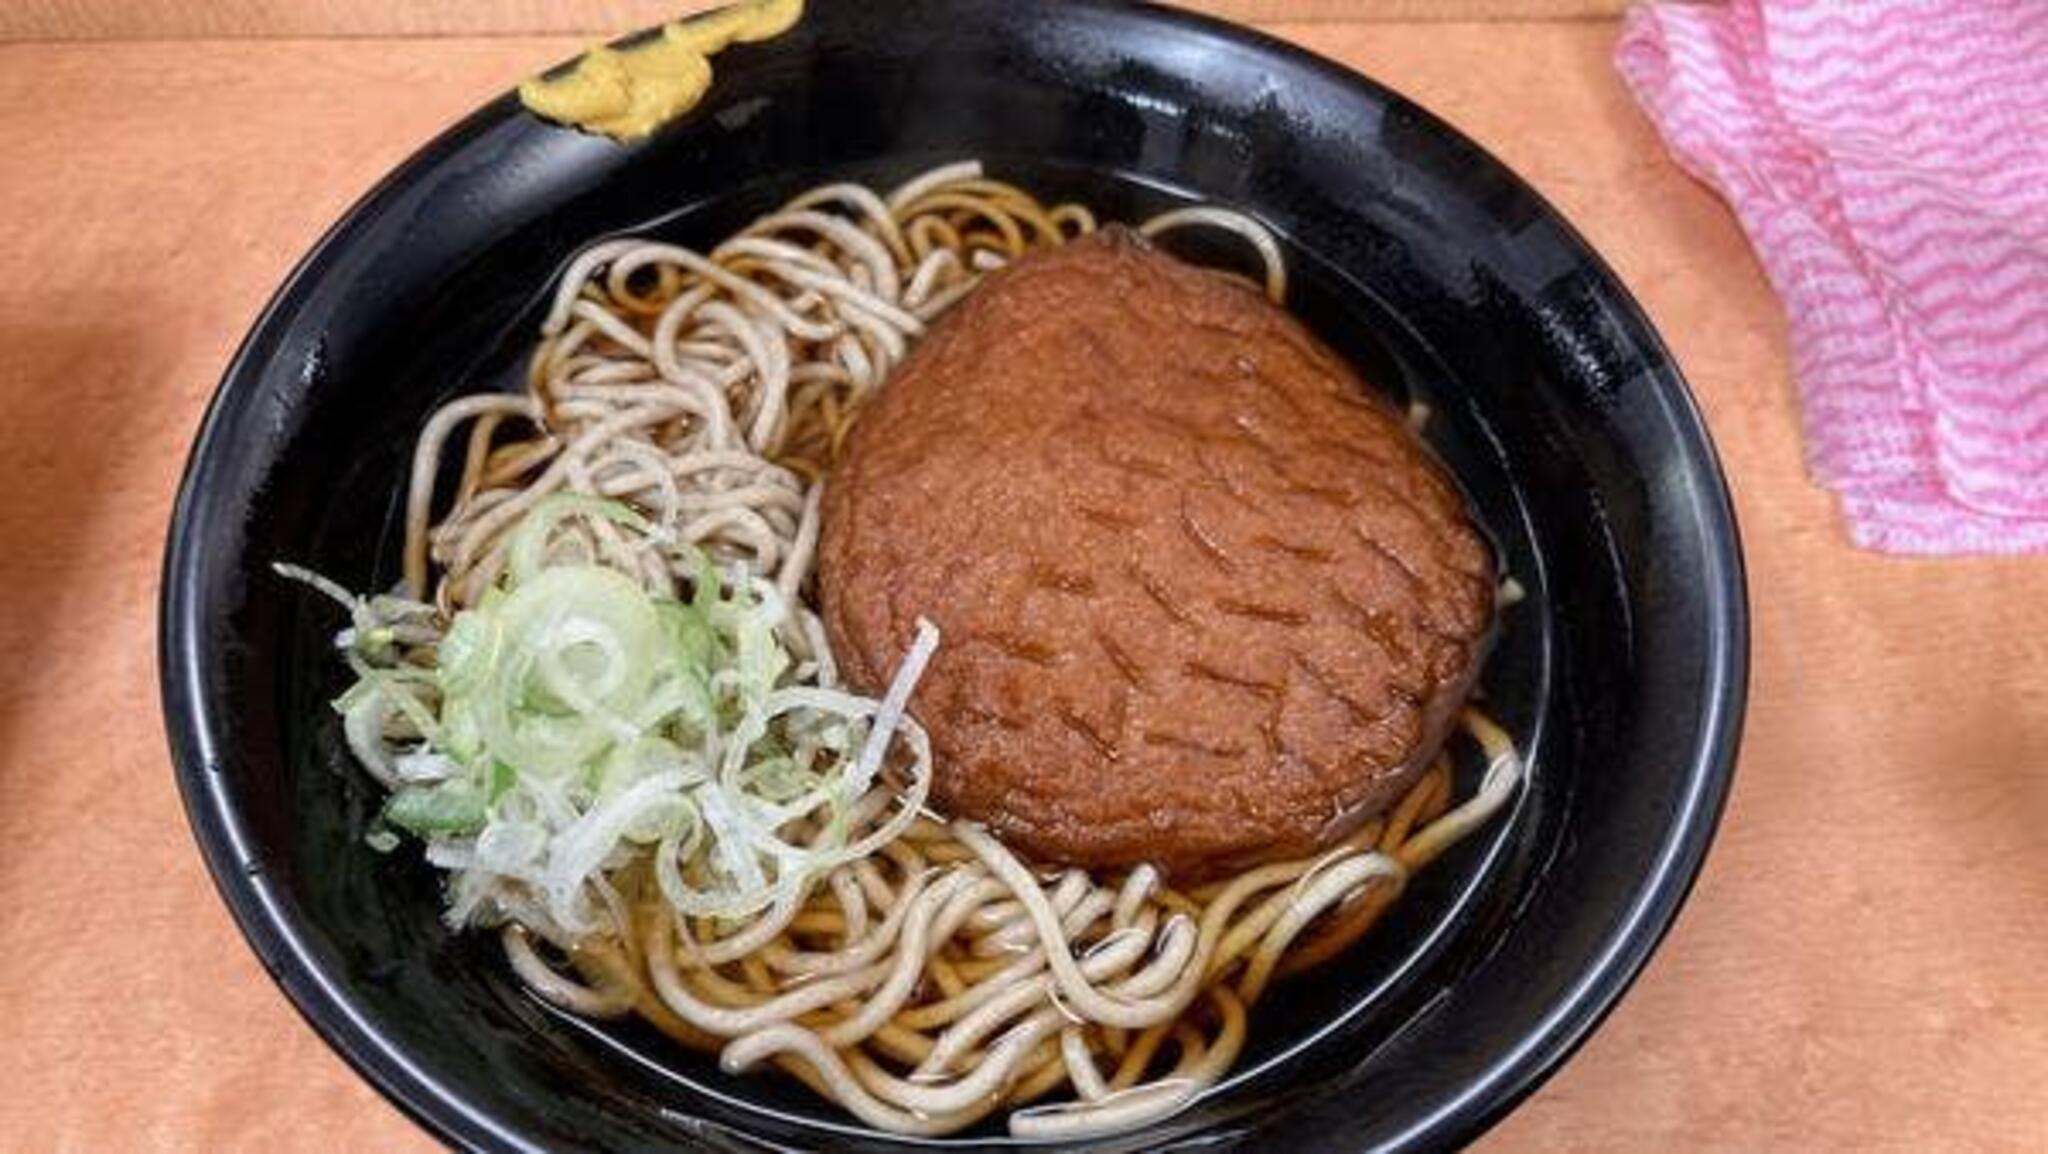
[159,4,1748,1150]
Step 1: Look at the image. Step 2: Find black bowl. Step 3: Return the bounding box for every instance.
[160,2,1747,1150]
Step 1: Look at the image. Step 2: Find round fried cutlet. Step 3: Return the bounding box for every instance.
[818,228,1495,878]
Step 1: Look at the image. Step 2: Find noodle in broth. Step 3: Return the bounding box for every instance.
[308,161,1522,1138]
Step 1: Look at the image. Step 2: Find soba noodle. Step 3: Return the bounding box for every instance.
[319,161,1521,1139]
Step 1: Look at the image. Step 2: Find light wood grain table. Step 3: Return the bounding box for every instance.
[2,15,2044,1153]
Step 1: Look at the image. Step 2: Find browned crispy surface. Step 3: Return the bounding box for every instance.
[819,228,1494,877]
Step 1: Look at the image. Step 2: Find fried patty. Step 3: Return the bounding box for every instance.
[818,228,1495,878]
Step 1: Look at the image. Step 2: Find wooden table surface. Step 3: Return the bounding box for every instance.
[3,17,2045,1154]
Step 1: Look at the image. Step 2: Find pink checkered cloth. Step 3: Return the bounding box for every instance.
[1616,1,2048,553]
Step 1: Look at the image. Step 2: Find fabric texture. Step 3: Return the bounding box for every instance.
[1617,0,2048,553]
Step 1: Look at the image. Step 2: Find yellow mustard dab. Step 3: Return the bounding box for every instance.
[519,0,804,141]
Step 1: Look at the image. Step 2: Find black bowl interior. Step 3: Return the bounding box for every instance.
[162,3,1746,1151]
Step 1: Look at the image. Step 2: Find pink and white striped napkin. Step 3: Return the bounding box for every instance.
[1616,1,2048,553]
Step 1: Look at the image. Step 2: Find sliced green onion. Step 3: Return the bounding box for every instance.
[385,779,488,836]
[291,496,943,946]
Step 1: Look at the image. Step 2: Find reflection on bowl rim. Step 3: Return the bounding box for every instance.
[158,2,1748,1150]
